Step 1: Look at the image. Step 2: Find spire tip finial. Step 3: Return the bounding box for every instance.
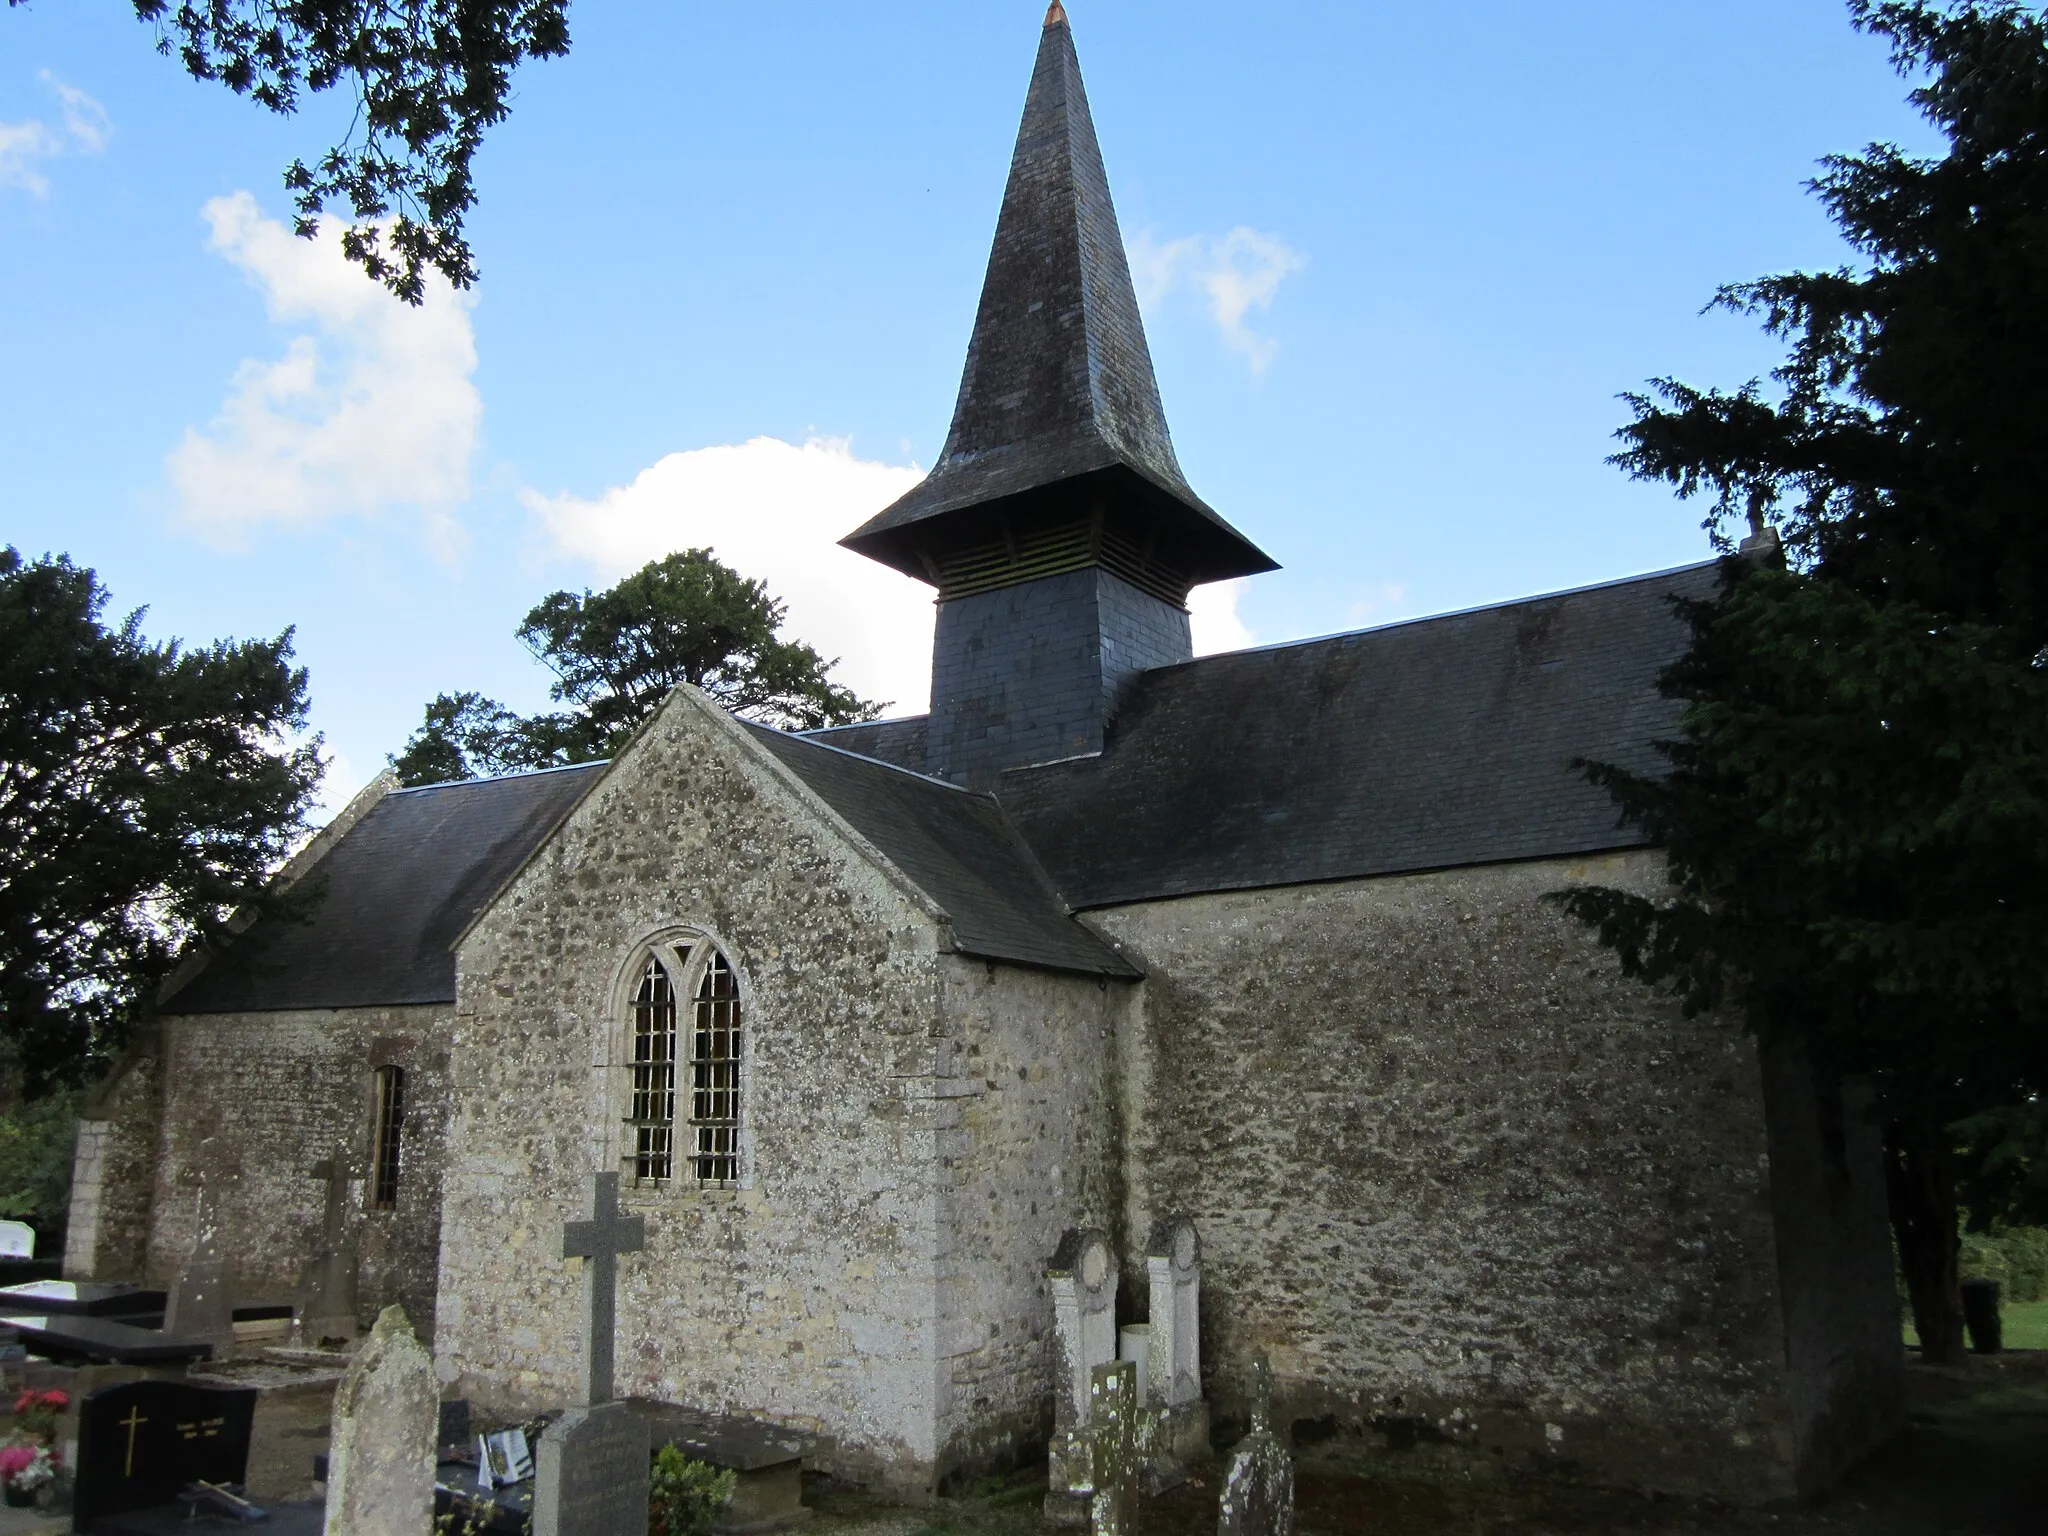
[1044,1,1067,27]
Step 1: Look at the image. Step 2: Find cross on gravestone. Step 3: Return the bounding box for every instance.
[1216,1356,1294,1536]
[561,1171,646,1406]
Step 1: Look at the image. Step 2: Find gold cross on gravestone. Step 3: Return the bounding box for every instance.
[120,1405,146,1478]
[561,1172,646,1406]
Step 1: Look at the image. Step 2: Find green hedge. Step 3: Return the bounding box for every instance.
[1960,1226,2048,1303]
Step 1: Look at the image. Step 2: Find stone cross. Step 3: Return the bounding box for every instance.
[562,1171,646,1406]
[296,1154,360,1344]
[164,1161,234,1350]
[323,1306,438,1536]
[1216,1356,1294,1536]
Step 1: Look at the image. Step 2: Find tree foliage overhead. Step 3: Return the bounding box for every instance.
[1555,0,2048,1362]
[391,550,884,787]
[0,549,323,1089]
[36,0,572,302]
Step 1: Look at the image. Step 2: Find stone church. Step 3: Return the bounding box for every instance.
[65,3,1901,1503]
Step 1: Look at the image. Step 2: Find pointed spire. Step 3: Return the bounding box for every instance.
[841,8,1274,591]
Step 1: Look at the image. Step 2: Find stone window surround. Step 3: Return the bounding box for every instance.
[603,924,756,1198]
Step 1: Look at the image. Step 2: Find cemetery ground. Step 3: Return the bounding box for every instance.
[792,1351,2048,1536]
[0,1351,2033,1533]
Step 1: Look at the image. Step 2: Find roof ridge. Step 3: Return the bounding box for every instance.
[387,759,611,795]
[740,720,991,800]
[1151,557,1721,672]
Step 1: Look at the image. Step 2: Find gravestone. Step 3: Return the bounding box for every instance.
[1087,1361,1139,1536]
[532,1173,652,1536]
[163,1165,234,1351]
[1049,1229,1119,1429]
[295,1155,360,1345]
[73,1379,258,1528]
[533,1402,649,1536]
[1216,1357,1293,1536]
[1045,1228,1120,1527]
[323,1305,438,1536]
[1144,1218,1209,1459]
[0,1220,33,1259]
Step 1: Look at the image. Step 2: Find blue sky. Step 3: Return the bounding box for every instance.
[2,1,1938,813]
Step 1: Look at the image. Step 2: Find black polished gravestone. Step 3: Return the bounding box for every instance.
[73,1380,257,1529]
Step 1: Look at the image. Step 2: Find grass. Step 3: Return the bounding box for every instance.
[1904,1297,2048,1349]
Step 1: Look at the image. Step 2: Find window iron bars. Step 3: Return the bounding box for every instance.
[369,1065,405,1210]
[629,954,681,1182]
[690,952,741,1184]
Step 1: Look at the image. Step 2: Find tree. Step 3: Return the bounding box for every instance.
[6,0,571,302]
[0,549,323,1091]
[392,549,884,786]
[1555,1,2048,1364]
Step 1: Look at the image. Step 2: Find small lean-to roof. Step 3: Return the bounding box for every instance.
[161,763,605,1014]
[994,561,1719,907]
[741,723,1138,979]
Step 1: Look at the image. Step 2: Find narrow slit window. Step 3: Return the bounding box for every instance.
[369,1065,405,1210]
[630,954,681,1182]
[689,952,742,1184]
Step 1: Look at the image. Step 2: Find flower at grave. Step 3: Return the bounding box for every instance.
[0,1441,54,1491]
[9,1390,66,1444]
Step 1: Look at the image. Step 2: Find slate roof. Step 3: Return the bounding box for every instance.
[742,723,1136,978]
[991,562,1718,907]
[839,8,1273,588]
[803,715,930,771]
[159,562,1716,1012]
[794,562,1719,909]
[160,764,603,1014]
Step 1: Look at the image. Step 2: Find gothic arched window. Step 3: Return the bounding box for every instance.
[626,939,743,1187]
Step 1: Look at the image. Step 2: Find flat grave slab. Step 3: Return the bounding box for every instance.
[622,1401,807,1533]
[0,1315,212,1367]
[435,1458,537,1535]
[0,1282,167,1319]
[85,1497,325,1535]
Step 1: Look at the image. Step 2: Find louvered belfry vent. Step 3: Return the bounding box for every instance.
[839,6,1278,786]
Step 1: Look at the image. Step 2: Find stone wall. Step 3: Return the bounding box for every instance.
[437,692,959,1492]
[144,1003,452,1335]
[64,1033,164,1282]
[1088,851,1811,1499]
[931,955,1129,1483]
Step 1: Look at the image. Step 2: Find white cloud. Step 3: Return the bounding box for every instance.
[1189,579,1255,655]
[0,72,109,194]
[1130,225,1306,373]
[168,192,481,551]
[524,437,934,716]
[43,71,110,152]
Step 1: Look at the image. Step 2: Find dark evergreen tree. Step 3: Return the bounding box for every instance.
[0,549,322,1090]
[1557,1,2048,1364]
[392,549,883,786]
